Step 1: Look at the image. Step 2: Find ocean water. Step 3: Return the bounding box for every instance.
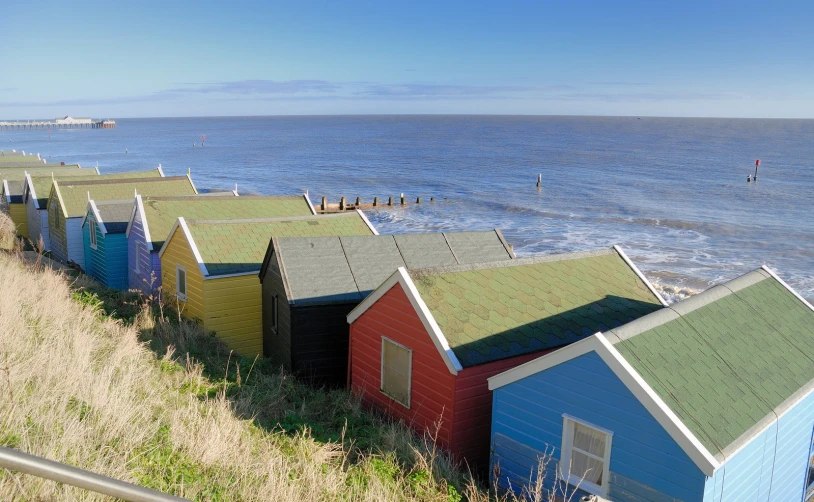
[4,115,813,302]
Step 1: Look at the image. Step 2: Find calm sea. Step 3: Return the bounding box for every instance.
[5,115,813,302]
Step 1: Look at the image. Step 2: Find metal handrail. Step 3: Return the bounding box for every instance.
[0,446,189,501]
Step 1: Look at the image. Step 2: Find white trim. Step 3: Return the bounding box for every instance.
[303,193,317,215]
[203,270,259,280]
[356,209,379,235]
[124,197,139,239]
[562,414,615,437]
[2,180,10,204]
[613,245,668,306]
[126,195,154,250]
[559,415,613,497]
[487,333,720,476]
[51,181,69,219]
[89,216,98,250]
[93,166,100,174]
[158,217,210,277]
[85,200,108,234]
[24,173,40,209]
[156,164,165,177]
[347,267,463,374]
[186,173,198,194]
[175,264,188,301]
[381,337,413,408]
[762,265,814,313]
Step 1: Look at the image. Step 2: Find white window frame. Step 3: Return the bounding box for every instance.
[176,265,188,302]
[134,241,142,274]
[380,337,412,409]
[271,293,279,333]
[559,414,613,497]
[89,217,97,250]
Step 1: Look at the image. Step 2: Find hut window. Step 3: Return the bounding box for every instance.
[559,415,612,497]
[134,242,142,273]
[89,218,97,249]
[380,338,412,408]
[271,294,279,333]
[176,265,188,302]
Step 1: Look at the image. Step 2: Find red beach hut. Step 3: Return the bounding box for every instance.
[346,247,666,468]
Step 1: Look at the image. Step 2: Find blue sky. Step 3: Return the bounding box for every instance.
[1,0,813,118]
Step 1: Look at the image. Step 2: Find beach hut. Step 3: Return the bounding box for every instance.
[48,174,195,270]
[24,169,163,251]
[1,165,86,236]
[127,193,315,294]
[487,267,814,501]
[81,200,133,289]
[346,247,665,468]
[258,231,515,386]
[159,211,376,357]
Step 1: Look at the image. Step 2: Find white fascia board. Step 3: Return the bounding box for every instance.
[178,217,209,277]
[347,267,462,375]
[52,182,69,219]
[2,180,10,204]
[157,217,209,276]
[593,334,719,476]
[186,173,198,194]
[613,245,669,306]
[488,335,602,390]
[762,265,814,313]
[304,193,317,215]
[203,270,260,280]
[157,165,165,177]
[124,196,139,239]
[84,200,107,234]
[488,332,719,477]
[356,209,379,235]
[93,166,100,174]
[24,173,38,208]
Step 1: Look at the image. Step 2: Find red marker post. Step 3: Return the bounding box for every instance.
[201,135,205,147]
[754,159,760,181]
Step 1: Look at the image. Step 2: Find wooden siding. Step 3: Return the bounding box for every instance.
[48,196,68,262]
[703,389,814,502]
[103,234,129,290]
[203,275,263,357]
[37,209,51,250]
[128,212,157,294]
[490,351,706,501]
[349,282,456,448]
[83,221,105,285]
[261,253,293,368]
[66,218,86,269]
[8,202,28,237]
[291,304,355,386]
[452,351,544,469]
[26,198,42,246]
[160,227,205,322]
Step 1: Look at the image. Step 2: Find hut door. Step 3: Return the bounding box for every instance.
[804,424,814,502]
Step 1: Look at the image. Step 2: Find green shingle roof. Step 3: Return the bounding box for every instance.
[268,231,514,306]
[183,213,375,277]
[55,175,194,218]
[33,169,160,209]
[609,269,814,457]
[410,248,663,367]
[1,167,89,202]
[141,195,313,250]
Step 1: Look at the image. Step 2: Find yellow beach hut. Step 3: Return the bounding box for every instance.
[158,211,377,356]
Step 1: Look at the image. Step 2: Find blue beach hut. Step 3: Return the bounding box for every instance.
[487,267,814,502]
[82,199,134,290]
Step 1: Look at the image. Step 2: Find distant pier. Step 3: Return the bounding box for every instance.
[0,115,116,131]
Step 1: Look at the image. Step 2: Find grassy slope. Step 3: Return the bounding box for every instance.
[0,206,518,501]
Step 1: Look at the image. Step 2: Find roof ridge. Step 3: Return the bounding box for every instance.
[91,199,135,206]
[59,174,182,186]
[607,268,770,344]
[407,247,615,276]
[185,212,358,225]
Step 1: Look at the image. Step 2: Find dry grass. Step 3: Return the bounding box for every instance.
[0,206,569,501]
